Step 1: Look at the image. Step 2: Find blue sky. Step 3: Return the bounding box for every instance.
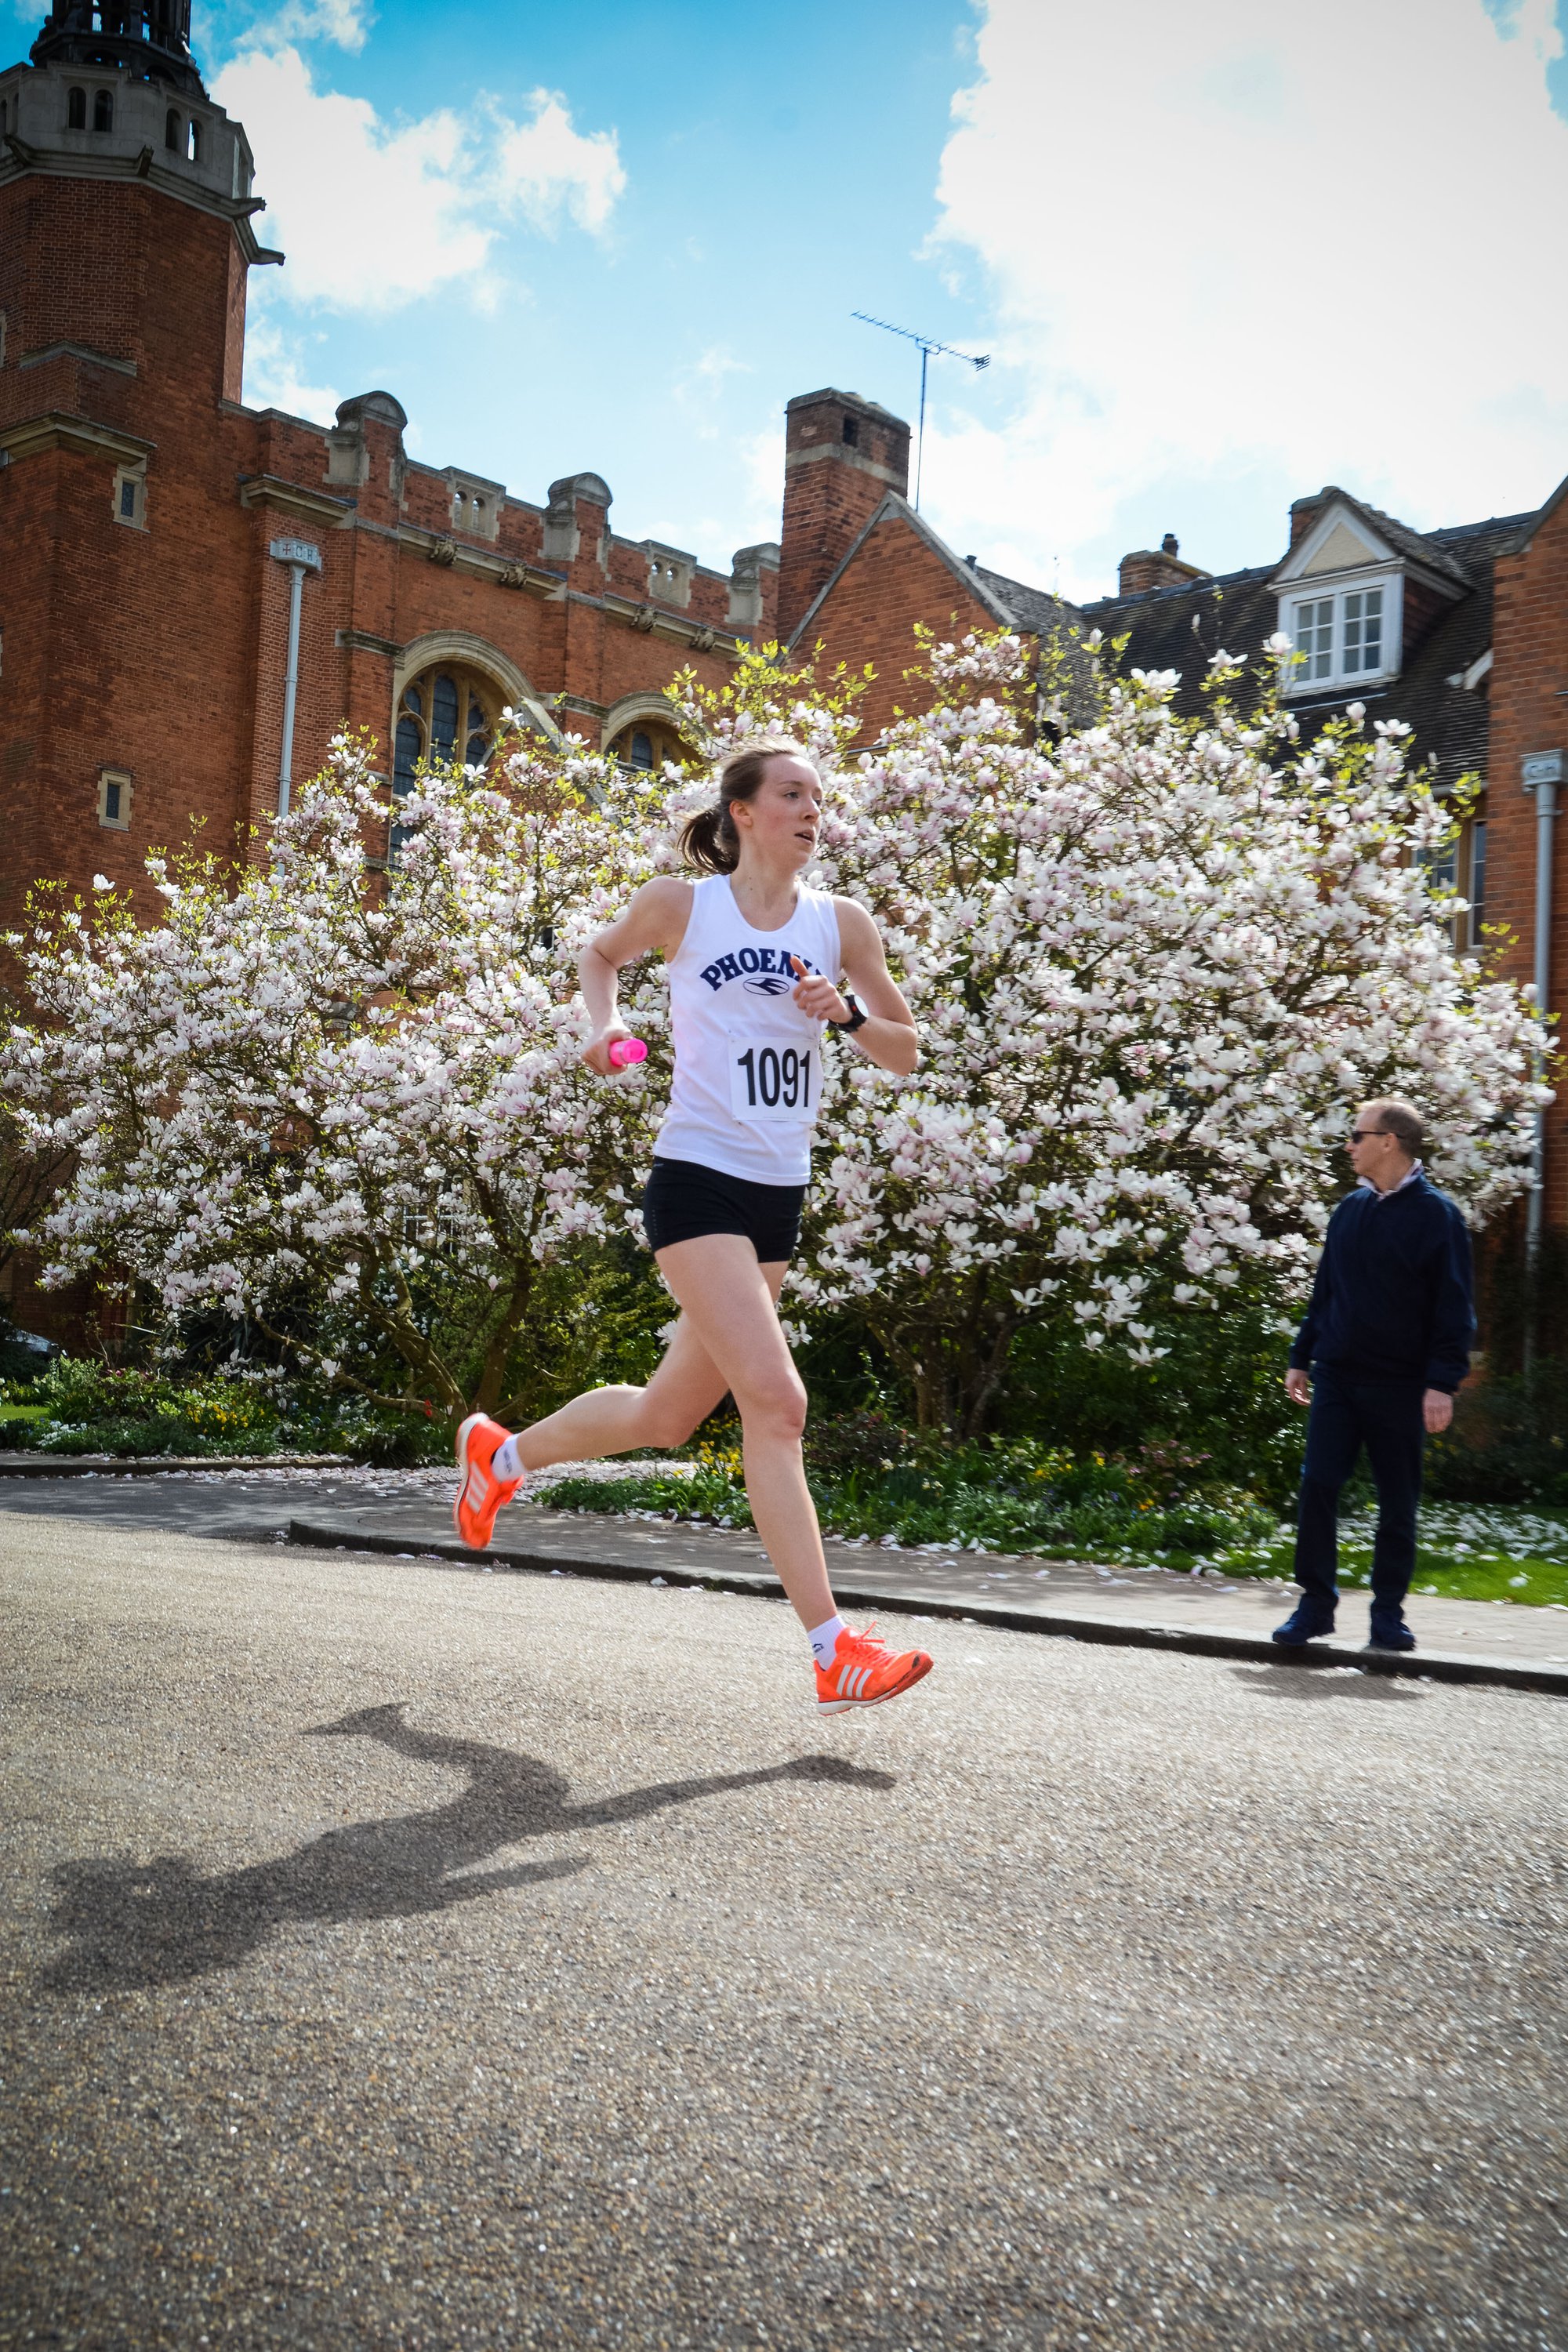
[202,0,998,574]
[13,0,1565,604]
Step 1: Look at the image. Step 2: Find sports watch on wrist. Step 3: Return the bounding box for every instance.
[828,991,869,1035]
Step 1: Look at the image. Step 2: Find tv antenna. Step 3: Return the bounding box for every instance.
[852,312,989,510]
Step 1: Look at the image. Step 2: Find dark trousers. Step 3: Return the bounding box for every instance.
[1293,1367,1426,1625]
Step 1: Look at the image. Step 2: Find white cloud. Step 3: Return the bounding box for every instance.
[247,0,372,50]
[671,346,752,438]
[213,46,491,308]
[210,50,625,315]
[924,0,1568,601]
[238,304,342,424]
[495,89,626,238]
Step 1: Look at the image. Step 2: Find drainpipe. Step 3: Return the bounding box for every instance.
[1521,749,1561,1371]
[269,536,322,818]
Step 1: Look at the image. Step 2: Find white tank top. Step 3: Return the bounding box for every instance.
[655,874,842,1185]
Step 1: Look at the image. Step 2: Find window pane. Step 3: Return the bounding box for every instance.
[630,731,654,769]
[465,733,488,767]
[1422,842,1458,902]
[104,781,121,820]
[403,685,422,716]
[431,673,459,755]
[1312,601,1332,677]
[1363,600,1382,669]
[1469,820,1486,944]
[394,715,421,794]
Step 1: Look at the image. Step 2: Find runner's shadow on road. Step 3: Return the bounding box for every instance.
[1229,1664,1426,1704]
[40,1703,895,1996]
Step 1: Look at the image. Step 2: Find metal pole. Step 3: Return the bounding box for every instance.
[278,559,306,819]
[1525,775,1557,1308]
[915,343,929,512]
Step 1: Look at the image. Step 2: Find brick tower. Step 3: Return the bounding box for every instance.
[776,387,911,641]
[0,3,280,924]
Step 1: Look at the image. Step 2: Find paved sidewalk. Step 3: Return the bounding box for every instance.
[289,1490,1568,1693]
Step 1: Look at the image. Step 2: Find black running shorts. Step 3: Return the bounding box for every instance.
[641,1156,806,1264]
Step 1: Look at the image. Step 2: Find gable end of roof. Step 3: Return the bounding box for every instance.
[786,492,1018,652]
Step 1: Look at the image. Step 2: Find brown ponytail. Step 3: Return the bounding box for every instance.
[676,737,815,874]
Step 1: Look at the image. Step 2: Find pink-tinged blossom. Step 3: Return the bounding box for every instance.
[2,731,673,1418]
[686,633,1548,1433]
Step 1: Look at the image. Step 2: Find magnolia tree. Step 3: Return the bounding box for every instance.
[672,633,1552,1433]
[2,738,676,1418]
[3,632,1552,1438]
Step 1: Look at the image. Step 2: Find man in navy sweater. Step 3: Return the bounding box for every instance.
[1275,1097,1475,1653]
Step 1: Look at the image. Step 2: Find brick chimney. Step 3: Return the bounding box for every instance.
[1116,532,1210,597]
[779,388,910,639]
[1288,489,1333,548]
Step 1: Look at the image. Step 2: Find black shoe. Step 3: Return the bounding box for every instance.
[1366,1621,1417,1653]
[1272,1606,1335,1646]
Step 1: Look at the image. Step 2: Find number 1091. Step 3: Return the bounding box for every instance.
[736,1044,811,1110]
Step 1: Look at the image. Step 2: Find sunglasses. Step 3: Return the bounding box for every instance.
[1348,1129,1392,1145]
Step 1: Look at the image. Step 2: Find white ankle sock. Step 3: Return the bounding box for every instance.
[492,1434,523,1482]
[808,1614,846,1669]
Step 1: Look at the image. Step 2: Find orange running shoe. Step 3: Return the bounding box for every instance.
[453,1414,521,1549]
[815,1623,933,1713]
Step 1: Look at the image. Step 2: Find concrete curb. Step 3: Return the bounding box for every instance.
[0,1453,349,1477]
[286,1519,1568,1701]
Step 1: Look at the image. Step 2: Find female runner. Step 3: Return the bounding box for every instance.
[453,737,934,1712]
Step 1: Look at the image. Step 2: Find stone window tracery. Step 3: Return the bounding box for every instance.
[390,664,495,859]
[608,718,689,774]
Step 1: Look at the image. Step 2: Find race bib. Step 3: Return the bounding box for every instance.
[728,1034,818,1124]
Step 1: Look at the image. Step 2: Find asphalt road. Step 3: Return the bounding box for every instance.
[2,1514,1566,2350]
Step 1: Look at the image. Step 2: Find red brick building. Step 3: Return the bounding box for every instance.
[0,2,789,935]
[2,3,1563,1256]
[786,415,1568,1247]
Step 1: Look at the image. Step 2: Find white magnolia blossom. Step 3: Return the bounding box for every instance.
[708,634,1545,1433]
[3,633,1551,1436]
[4,735,671,1417]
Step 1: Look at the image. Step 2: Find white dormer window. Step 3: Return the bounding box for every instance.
[1291,582,1388,686]
[1269,493,1439,699]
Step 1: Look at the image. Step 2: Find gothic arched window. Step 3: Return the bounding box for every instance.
[389,666,494,860]
[67,86,86,129]
[608,718,689,775]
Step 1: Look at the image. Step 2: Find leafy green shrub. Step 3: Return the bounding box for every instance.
[0,1356,454,1462]
[538,1423,1277,1566]
[0,1361,283,1456]
[1425,1365,1568,1505]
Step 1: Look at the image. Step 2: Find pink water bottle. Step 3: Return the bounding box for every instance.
[608,1037,648,1069]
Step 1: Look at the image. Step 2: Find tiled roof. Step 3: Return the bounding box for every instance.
[985,506,1543,789]
[971,562,1083,639]
[1287,486,1475,590]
